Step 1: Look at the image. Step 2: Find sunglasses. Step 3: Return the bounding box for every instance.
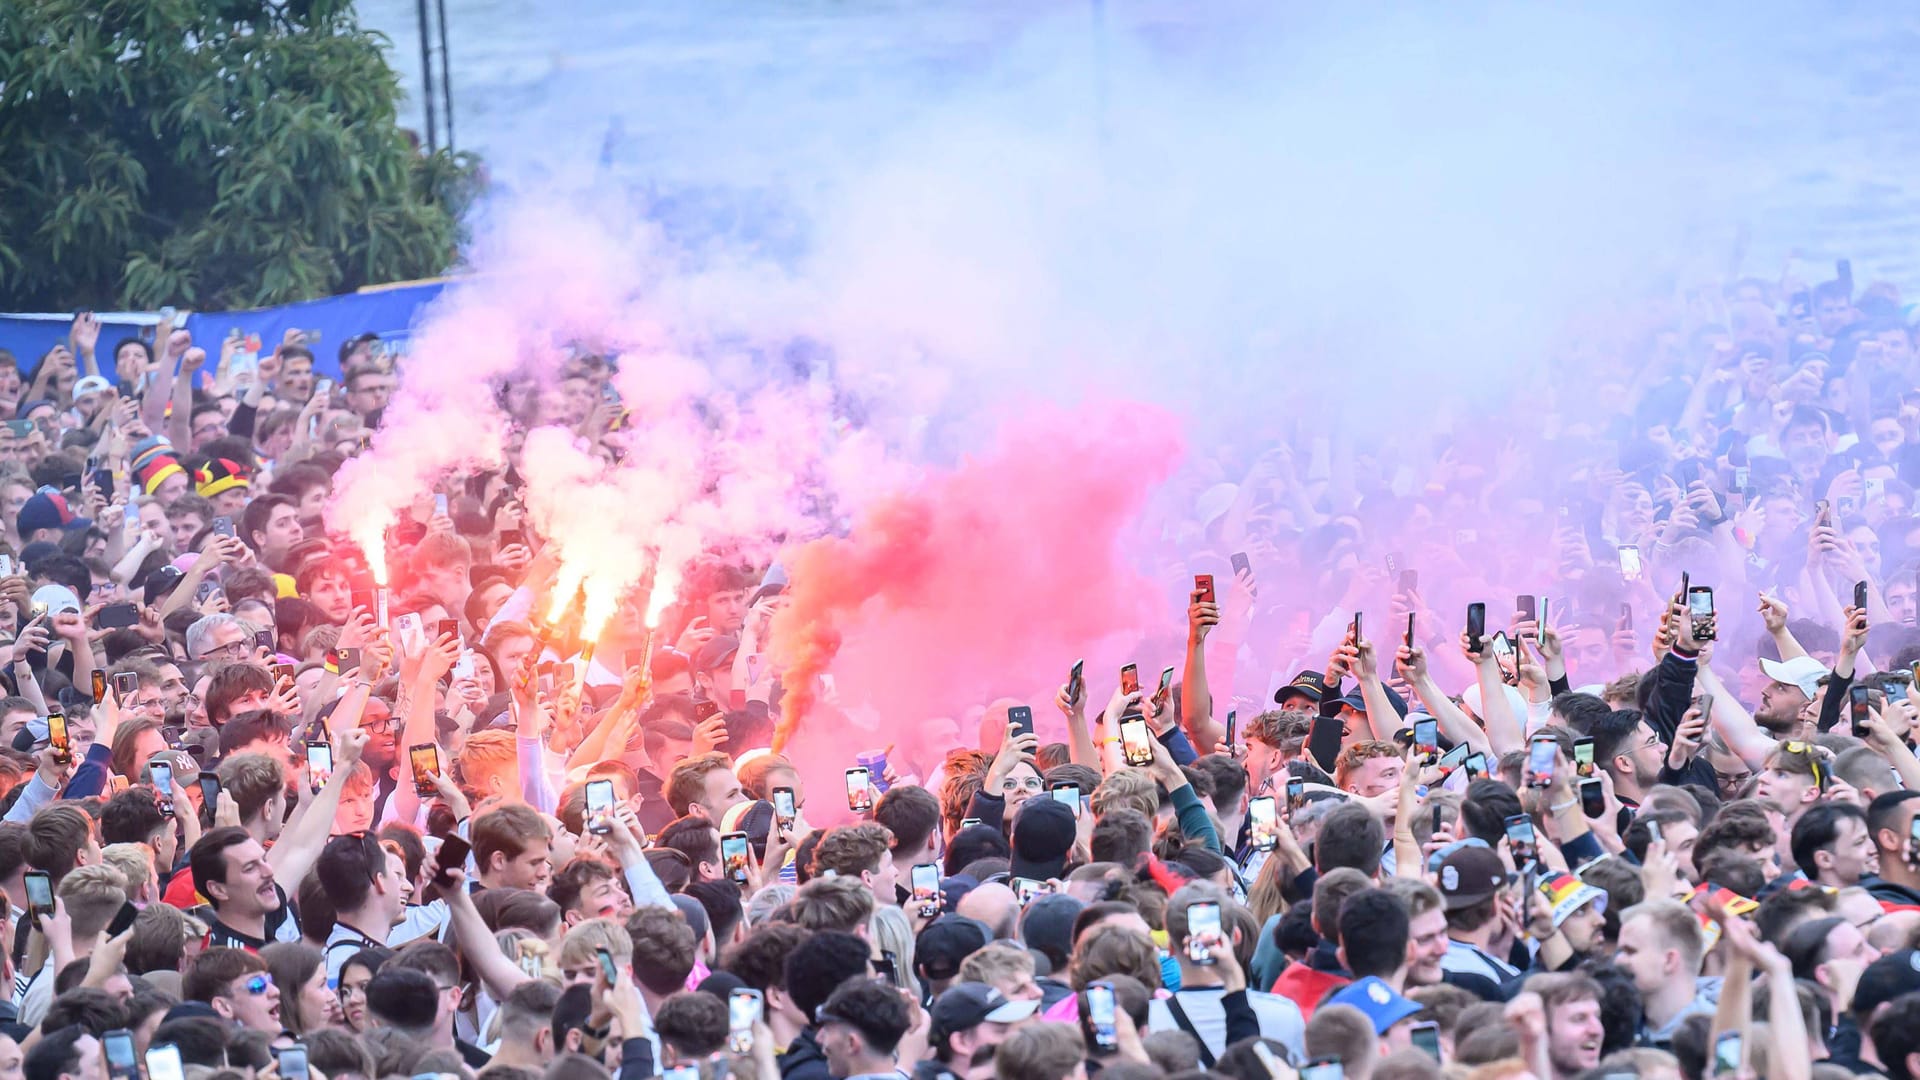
[1782,741,1827,789]
[244,974,274,996]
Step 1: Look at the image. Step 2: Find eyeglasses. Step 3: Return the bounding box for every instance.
[243,974,274,995]
[203,641,249,661]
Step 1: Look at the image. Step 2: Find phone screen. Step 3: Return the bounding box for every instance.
[410,745,441,796]
[25,871,51,911]
[911,863,940,916]
[1505,814,1536,863]
[1119,664,1139,696]
[1119,717,1154,767]
[145,1045,186,1080]
[1466,602,1486,645]
[1713,1032,1741,1076]
[104,1029,136,1075]
[1464,752,1487,778]
[729,990,763,1053]
[1413,719,1438,761]
[1573,738,1595,777]
[306,744,333,790]
[1186,901,1222,964]
[150,763,173,814]
[772,787,796,822]
[47,713,67,756]
[278,1046,307,1080]
[722,832,750,883]
[91,670,107,703]
[1853,686,1873,737]
[1285,777,1305,813]
[845,768,872,811]
[1050,784,1081,815]
[1580,778,1605,819]
[1526,739,1555,787]
[1086,983,1118,1049]
[586,779,616,835]
[1248,796,1278,851]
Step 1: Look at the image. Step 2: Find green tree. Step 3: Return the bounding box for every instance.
[0,0,481,311]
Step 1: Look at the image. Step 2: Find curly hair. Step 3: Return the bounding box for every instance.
[811,824,892,879]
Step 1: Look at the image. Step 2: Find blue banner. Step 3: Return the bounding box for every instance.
[0,279,449,380]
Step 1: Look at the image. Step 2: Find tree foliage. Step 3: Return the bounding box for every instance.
[0,0,481,311]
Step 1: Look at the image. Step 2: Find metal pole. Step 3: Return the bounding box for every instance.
[435,0,455,151]
[415,0,438,152]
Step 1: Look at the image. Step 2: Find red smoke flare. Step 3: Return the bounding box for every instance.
[770,403,1181,754]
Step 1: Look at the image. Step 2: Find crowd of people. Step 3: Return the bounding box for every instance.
[0,263,1911,1080]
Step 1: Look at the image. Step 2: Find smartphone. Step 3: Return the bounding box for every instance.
[409,743,440,797]
[1580,778,1605,819]
[1050,784,1081,816]
[103,1028,137,1080]
[595,945,620,985]
[1853,685,1872,739]
[1300,1059,1344,1080]
[337,646,362,672]
[1437,741,1470,771]
[1285,776,1305,814]
[960,818,982,830]
[1248,795,1278,851]
[586,778,616,835]
[306,742,333,793]
[1409,1020,1442,1063]
[1688,586,1717,641]
[1085,980,1119,1050]
[145,1044,186,1080]
[1712,1030,1741,1076]
[315,376,335,399]
[875,949,899,983]
[273,663,295,683]
[112,672,140,703]
[90,670,107,704]
[1489,631,1513,659]
[1405,611,1416,648]
[1464,752,1488,780]
[1413,718,1438,764]
[1618,545,1642,579]
[212,516,235,538]
[1224,711,1240,754]
[1119,663,1139,696]
[1350,611,1363,643]
[1856,580,1871,612]
[1908,817,1920,867]
[1620,602,1634,632]
[433,835,469,889]
[1155,665,1176,703]
[434,493,449,518]
[24,870,51,921]
[252,628,275,655]
[846,767,873,812]
[1466,602,1486,649]
[722,831,751,885]
[1648,819,1663,845]
[96,602,139,630]
[1525,738,1555,788]
[47,712,68,764]
[1194,573,1215,605]
[277,1044,307,1080]
[911,863,941,918]
[729,988,764,1054]
[1008,705,1034,740]
[199,774,220,810]
[1119,716,1154,767]
[1066,659,1085,706]
[1573,737,1595,779]
[772,786,796,831]
[434,618,460,643]
[1230,551,1252,578]
[1186,901,1221,965]
[150,761,174,816]
[1505,814,1537,865]
[664,1068,702,1080]
[1515,594,1537,626]
[1012,877,1045,904]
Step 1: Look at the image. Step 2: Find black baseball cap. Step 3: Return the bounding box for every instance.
[1275,671,1331,706]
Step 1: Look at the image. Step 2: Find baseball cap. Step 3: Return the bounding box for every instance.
[29,584,81,615]
[1323,976,1423,1035]
[1852,950,1920,1020]
[929,982,1041,1045]
[1536,872,1608,928]
[1333,683,1409,719]
[915,916,993,983]
[692,635,740,674]
[1275,671,1330,706]
[72,375,112,400]
[1009,797,1077,882]
[1436,846,1513,910]
[1759,656,1829,700]
[17,490,88,537]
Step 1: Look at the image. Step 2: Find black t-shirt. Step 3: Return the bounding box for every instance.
[203,883,301,952]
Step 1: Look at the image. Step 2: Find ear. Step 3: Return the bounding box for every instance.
[211,996,235,1020]
[1336,944,1349,972]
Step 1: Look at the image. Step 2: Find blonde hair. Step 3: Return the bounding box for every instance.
[868,904,922,1001]
[58,864,131,938]
[958,940,1034,992]
[101,843,154,900]
[1091,769,1158,821]
[559,917,632,973]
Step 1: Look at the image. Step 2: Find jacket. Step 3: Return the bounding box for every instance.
[778,1027,831,1080]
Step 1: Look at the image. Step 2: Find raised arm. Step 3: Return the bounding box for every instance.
[267,706,369,885]
[1466,631,1525,757]
[1396,643,1490,756]
[1180,585,1225,754]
